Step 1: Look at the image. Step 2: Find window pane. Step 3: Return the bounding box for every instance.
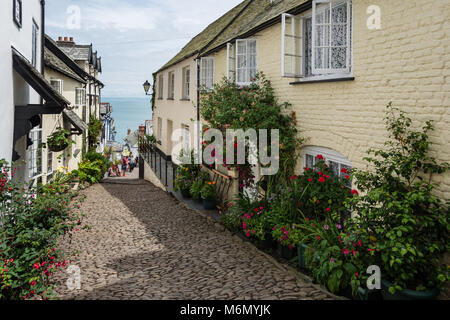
[306,154,314,169]
[332,3,347,23]
[331,24,347,46]
[329,161,340,177]
[331,47,347,69]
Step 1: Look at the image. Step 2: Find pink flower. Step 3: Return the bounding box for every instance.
[351,189,359,196]
[243,222,247,229]
[308,178,313,182]
[330,258,335,264]
[316,155,324,160]
[319,177,326,183]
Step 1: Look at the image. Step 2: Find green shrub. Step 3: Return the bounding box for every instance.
[0,160,85,300]
[347,103,450,294]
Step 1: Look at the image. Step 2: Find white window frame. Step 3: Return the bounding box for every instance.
[32,20,38,67]
[226,43,236,82]
[157,117,163,143]
[158,75,164,99]
[281,0,353,81]
[200,57,215,90]
[235,39,257,86]
[27,128,43,180]
[168,72,175,99]
[281,13,304,78]
[182,67,190,99]
[50,79,63,94]
[47,149,53,176]
[311,0,352,75]
[302,146,352,187]
[75,87,86,106]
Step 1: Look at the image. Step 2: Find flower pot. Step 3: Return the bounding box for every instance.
[258,232,275,250]
[297,243,309,269]
[381,279,439,300]
[354,287,383,301]
[278,243,297,260]
[180,188,191,198]
[48,142,69,152]
[202,197,217,210]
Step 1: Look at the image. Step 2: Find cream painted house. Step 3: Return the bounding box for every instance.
[153,0,450,199]
[42,35,89,182]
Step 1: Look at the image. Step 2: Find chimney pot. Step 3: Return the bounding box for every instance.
[70,37,74,42]
[64,37,68,41]
[58,36,63,41]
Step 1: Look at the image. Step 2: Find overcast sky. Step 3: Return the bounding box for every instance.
[46,0,242,98]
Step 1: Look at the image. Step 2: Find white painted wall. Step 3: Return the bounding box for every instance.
[0,0,43,171]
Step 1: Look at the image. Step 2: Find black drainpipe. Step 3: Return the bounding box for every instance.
[40,0,45,105]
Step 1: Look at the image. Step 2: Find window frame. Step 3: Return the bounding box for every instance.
[302,146,352,188]
[235,39,257,86]
[311,0,352,75]
[282,0,353,82]
[31,20,39,67]
[281,13,304,78]
[168,72,175,100]
[158,75,164,99]
[200,56,215,90]
[13,0,22,28]
[50,79,63,94]
[226,43,236,82]
[182,67,190,100]
[27,127,43,180]
[75,87,86,107]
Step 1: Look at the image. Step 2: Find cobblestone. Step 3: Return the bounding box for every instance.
[52,176,338,300]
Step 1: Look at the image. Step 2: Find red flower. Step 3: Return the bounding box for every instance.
[326,208,331,212]
[345,175,350,179]
[351,189,359,196]
[316,155,324,160]
[318,171,323,176]
[341,168,349,174]
[308,178,313,182]
[304,167,310,171]
[318,177,326,183]
[316,235,321,240]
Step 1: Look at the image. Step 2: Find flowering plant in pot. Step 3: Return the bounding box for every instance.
[47,127,74,152]
[200,181,217,209]
[272,224,303,260]
[189,171,210,202]
[347,104,450,299]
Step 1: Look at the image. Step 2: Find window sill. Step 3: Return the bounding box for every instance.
[290,75,355,85]
[157,98,163,100]
[167,98,174,101]
[180,98,190,101]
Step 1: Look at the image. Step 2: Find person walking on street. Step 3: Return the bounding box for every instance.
[130,155,136,173]
[121,156,128,177]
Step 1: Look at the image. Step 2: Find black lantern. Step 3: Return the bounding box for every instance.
[143,80,151,95]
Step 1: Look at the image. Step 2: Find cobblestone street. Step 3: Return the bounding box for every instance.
[53,171,338,300]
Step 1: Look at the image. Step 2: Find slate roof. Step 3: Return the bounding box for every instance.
[58,43,92,61]
[156,0,311,73]
[44,47,86,83]
[157,0,253,72]
[201,0,310,55]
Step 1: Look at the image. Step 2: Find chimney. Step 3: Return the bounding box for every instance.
[127,129,131,136]
[58,36,63,41]
[70,37,74,42]
[64,37,68,41]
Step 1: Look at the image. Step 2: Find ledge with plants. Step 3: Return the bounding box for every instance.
[218,103,449,300]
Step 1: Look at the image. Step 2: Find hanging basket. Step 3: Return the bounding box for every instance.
[48,142,69,152]
[47,129,72,152]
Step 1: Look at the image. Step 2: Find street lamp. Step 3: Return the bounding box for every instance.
[143,80,151,96]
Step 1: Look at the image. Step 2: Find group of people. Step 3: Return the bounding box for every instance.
[108,155,139,177]
[121,155,137,177]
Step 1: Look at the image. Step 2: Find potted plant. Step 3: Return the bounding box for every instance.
[47,128,74,152]
[272,224,301,261]
[347,104,450,300]
[201,181,217,210]
[174,167,194,198]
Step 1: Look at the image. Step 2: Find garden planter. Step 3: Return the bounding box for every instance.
[278,243,297,260]
[381,280,439,300]
[180,188,191,198]
[354,287,383,301]
[258,233,275,251]
[48,142,69,152]
[297,243,309,269]
[202,197,217,210]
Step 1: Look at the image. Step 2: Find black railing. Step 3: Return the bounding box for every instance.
[141,146,236,208]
